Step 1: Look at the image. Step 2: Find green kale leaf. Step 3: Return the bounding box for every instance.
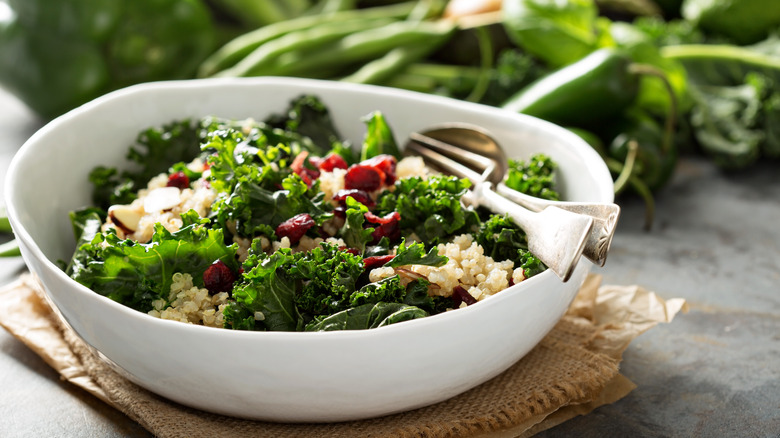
[360,111,401,161]
[288,243,365,317]
[386,240,447,268]
[90,119,200,209]
[375,175,479,242]
[473,214,546,278]
[304,302,428,331]
[227,247,304,331]
[69,211,238,312]
[348,275,406,308]
[213,172,332,238]
[263,95,342,155]
[340,197,375,254]
[504,154,560,201]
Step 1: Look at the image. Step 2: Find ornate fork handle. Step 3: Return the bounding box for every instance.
[496,183,620,267]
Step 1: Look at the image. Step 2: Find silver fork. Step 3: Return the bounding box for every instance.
[405,138,593,282]
[408,129,620,266]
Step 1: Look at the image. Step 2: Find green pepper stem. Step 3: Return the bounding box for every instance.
[607,155,656,230]
[612,139,639,194]
[626,63,678,155]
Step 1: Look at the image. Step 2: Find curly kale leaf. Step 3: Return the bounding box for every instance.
[473,214,545,278]
[688,72,780,168]
[402,278,450,314]
[201,112,330,157]
[504,153,560,201]
[203,127,294,195]
[386,240,447,268]
[263,95,342,155]
[68,211,238,312]
[289,243,365,317]
[227,248,304,331]
[304,302,428,332]
[214,172,333,238]
[349,275,407,308]
[90,119,200,209]
[375,175,479,242]
[65,207,106,277]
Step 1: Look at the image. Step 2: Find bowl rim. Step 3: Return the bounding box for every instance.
[5,77,611,340]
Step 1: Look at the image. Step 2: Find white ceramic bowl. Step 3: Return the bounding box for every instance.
[5,77,613,422]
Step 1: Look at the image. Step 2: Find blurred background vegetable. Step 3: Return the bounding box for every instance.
[0,0,778,230]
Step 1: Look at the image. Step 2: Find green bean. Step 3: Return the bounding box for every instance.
[268,20,456,78]
[341,44,437,85]
[219,17,399,78]
[0,239,20,257]
[198,1,418,77]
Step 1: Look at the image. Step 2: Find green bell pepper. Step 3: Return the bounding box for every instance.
[0,0,217,119]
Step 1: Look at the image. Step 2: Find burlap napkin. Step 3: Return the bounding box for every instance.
[0,273,686,437]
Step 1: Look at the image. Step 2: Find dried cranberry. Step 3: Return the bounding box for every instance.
[318,153,348,172]
[452,286,477,307]
[332,205,347,219]
[371,221,401,243]
[362,154,397,185]
[291,151,320,186]
[332,189,375,208]
[365,211,400,225]
[339,246,361,256]
[275,213,315,244]
[203,260,236,295]
[344,165,382,192]
[166,171,190,190]
[363,254,395,270]
[365,211,401,243]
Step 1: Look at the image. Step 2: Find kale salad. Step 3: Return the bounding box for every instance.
[64,96,560,332]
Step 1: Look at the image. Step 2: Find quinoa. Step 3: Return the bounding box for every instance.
[370,234,525,303]
[148,273,230,328]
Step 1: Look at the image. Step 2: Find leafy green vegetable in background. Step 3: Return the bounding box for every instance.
[209,0,318,28]
[609,21,690,116]
[681,0,780,45]
[688,73,778,168]
[68,211,238,312]
[0,0,217,119]
[502,0,603,67]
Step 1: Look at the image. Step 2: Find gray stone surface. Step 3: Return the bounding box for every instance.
[1,86,778,437]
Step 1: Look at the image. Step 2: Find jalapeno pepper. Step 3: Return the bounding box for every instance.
[0,0,217,119]
[501,48,641,128]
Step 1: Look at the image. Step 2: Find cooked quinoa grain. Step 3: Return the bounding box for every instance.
[148,273,230,328]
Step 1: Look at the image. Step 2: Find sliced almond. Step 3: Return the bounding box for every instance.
[109,205,143,232]
[143,187,182,213]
